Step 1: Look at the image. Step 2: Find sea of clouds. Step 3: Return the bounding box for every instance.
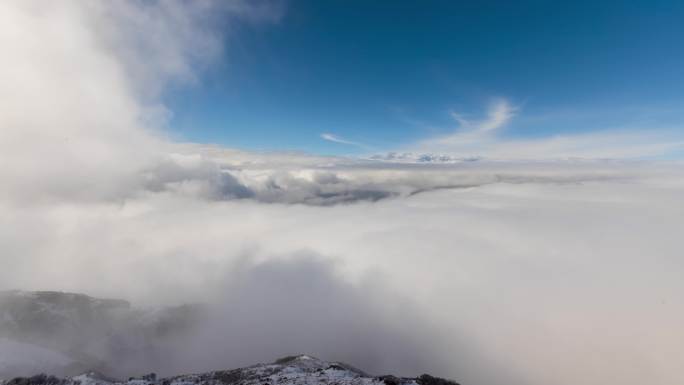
[1,1,683,385]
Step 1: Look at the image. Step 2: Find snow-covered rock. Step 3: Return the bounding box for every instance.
[367,153,480,164]
[0,356,459,385]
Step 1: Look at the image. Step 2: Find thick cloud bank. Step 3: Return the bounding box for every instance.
[2,161,683,385]
[1,2,683,385]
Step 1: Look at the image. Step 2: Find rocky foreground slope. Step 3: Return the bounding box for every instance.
[0,355,459,385]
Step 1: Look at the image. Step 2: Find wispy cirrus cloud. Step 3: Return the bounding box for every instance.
[320,133,369,149]
[411,98,684,160]
[414,98,517,153]
[450,98,517,133]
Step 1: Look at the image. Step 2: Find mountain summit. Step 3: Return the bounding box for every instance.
[1,355,460,385]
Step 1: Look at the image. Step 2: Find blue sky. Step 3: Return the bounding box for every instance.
[164,0,684,156]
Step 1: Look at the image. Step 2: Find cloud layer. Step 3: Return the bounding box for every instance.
[2,166,683,385]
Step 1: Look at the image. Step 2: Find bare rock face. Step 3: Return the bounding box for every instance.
[1,356,459,385]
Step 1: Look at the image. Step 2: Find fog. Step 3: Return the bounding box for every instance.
[1,1,683,385]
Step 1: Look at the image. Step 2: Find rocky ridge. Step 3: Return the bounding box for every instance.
[0,356,459,385]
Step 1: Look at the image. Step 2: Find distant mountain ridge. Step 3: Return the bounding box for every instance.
[367,152,481,164]
[0,355,460,385]
[0,291,206,379]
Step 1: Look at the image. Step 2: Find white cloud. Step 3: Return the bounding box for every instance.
[2,164,683,385]
[476,129,684,159]
[0,0,281,204]
[321,133,368,149]
[412,98,684,160]
[417,127,684,160]
[450,98,517,133]
[416,98,516,153]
